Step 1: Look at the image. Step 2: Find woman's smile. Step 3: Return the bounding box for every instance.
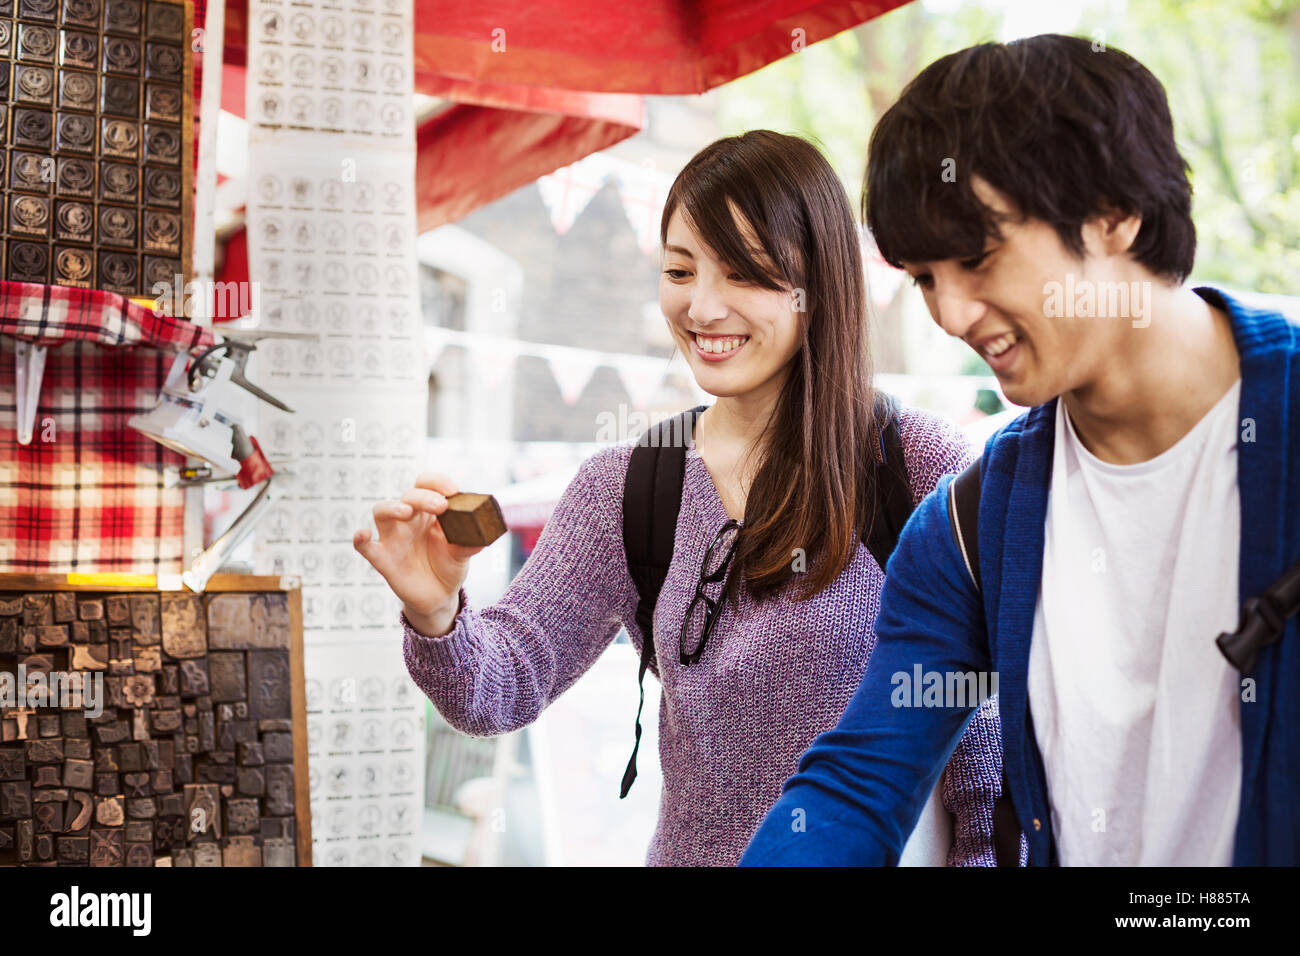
[692,331,751,362]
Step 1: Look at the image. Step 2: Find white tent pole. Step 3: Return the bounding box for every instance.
[185,0,227,575]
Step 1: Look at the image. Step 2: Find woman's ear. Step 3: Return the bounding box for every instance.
[1083,206,1143,259]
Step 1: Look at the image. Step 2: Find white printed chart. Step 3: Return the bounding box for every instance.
[244,0,426,865]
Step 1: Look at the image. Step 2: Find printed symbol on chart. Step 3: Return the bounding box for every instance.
[299,508,324,541]
[387,844,407,866]
[361,346,383,376]
[390,763,414,791]
[259,51,283,82]
[321,96,344,126]
[361,595,385,622]
[358,804,381,833]
[324,261,347,289]
[391,466,416,495]
[292,299,318,328]
[305,592,324,625]
[391,347,414,378]
[360,760,382,790]
[290,53,315,83]
[266,550,292,577]
[360,722,384,751]
[267,507,292,540]
[385,265,410,292]
[331,550,353,581]
[328,807,351,836]
[297,462,323,497]
[389,717,414,748]
[305,678,323,710]
[351,19,375,46]
[329,766,351,795]
[362,422,386,453]
[391,678,413,708]
[382,181,403,209]
[331,594,351,624]
[331,720,352,749]
[329,343,354,373]
[258,174,283,204]
[380,21,402,49]
[354,263,378,291]
[326,302,350,330]
[260,92,283,122]
[300,421,324,454]
[268,340,292,371]
[320,179,344,207]
[269,419,295,454]
[331,508,355,539]
[357,305,380,333]
[290,13,315,43]
[357,845,380,866]
[322,15,345,45]
[261,216,283,245]
[352,58,373,87]
[380,102,405,133]
[289,94,314,124]
[290,176,313,205]
[321,55,344,85]
[325,847,350,867]
[300,550,323,579]
[298,340,323,373]
[389,804,411,828]
[352,98,375,129]
[383,223,405,252]
[259,10,282,39]
[332,464,355,496]
[387,304,411,332]
[307,719,321,750]
[352,181,375,209]
[308,765,320,794]
[322,219,346,248]
[353,220,377,247]
[360,677,384,707]
[380,62,403,90]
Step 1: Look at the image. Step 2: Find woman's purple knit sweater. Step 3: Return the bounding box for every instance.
[400,406,1010,866]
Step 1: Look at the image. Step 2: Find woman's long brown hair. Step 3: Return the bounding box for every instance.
[661,130,880,604]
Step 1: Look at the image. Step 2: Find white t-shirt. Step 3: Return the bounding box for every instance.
[1027,381,1243,865]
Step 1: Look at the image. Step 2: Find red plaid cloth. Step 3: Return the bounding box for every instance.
[0,280,217,573]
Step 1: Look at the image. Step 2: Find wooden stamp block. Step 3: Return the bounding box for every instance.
[0,617,15,652]
[438,492,507,547]
[178,658,209,697]
[207,653,246,702]
[159,665,179,695]
[23,594,53,625]
[106,595,131,626]
[37,715,61,737]
[77,599,104,621]
[0,749,25,780]
[125,797,156,819]
[53,592,77,623]
[225,797,258,834]
[248,651,291,720]
[171,848,193,866]
[124,821,152,843]
[236,767,264,796]
[265,764,294,816]
[0,596,23,615]
[1,781,32,819]
[60,711,88,738]
[134,647,162,673]
[94,773,120,797]
[262,732,293,763]
[125,842,152,867]
[64,738,91,760]
[71,620,90,643]
[36,624,69,647]
[118,742,143,772]
[33,765,62,788]
[57,836,89,864]
[160,593,206,659]
[193,842,221,867]
[89,827,123,866]
[129,595,160,645]
[237,742,264,766]
[26,738,64,763]
[95,795,124,826]
[65,791,93,833]
[184,783,220,839]
[63,757,94,789]
[122,772,150,797]
[223,835,261,866]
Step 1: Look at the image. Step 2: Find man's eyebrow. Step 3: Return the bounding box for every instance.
[664,245,694,257]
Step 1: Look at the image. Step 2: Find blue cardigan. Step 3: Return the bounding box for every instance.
[740,287,1299,866]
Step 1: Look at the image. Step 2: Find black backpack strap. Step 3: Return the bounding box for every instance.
[945,455,1019,865]
[619,404,706,798]
[864,392,915,572]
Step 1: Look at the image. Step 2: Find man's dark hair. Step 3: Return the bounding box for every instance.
[865,34,1196,282]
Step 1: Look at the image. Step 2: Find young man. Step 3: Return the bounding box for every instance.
[740,33,1300,866]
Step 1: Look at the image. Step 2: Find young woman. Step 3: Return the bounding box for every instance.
[354,130,1010,866]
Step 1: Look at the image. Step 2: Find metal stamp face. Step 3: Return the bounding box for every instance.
[143,254,178,287]
[102,75,139,115]
[62,0,101,26]
[144,41,180,81]
[98,249,137,290]
[56,156,94,196]
[12,151,52,192]
[14,107,53,147]
[144,122,179,164]
[0,20,12,55]
[104,0,143,35]
[97,204,137,246]
[143,165,180,206]
[54,245,94,285]
[15,65,55,104]
[55,199,93,241]
[58,69,97,109]
[9,240,50,281]
[99,159,138,201]
[142,209,179,253]
[57,110,96,151]
[103,35,140,74]
[20,0,58,20]
[61,30,98,68]
[9,194,52,236]
[144,82,178,120]
[100,116,139,156]
[18,24,57,61]
[146,1,183,39]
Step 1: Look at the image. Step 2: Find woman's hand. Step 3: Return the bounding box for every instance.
[353,472,487,636]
